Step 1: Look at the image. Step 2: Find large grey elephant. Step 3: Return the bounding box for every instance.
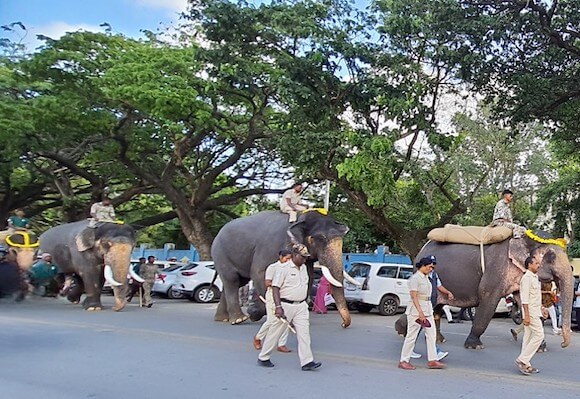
[211,210,352,327]
[417,236,574,349]
[40,220,138,311]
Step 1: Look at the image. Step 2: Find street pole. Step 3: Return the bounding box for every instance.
[324,180,330,211]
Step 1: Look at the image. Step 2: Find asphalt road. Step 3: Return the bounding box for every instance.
[1,296,579,399]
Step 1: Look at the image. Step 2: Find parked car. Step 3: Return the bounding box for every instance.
[102,259,186,295]
[448,297,510,321]
[344,262,414,316]
[171,262,223,303]
[153,263,189,298]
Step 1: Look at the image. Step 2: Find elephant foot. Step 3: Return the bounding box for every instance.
[230,315,249,325]
[464,333,485,349]
[214,312,230,322]
[437,335,447,344]
[86,306,102,311]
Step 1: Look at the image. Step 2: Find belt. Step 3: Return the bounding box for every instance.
[418,295,430,301]
[280,298,305,305]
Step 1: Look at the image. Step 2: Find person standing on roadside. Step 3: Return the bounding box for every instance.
[257,244,322,371]
[398,256,446,371]
[140,256,158,308]
[515,255,545,375]
[253,249,293,352]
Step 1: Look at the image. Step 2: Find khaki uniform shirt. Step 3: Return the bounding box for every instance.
[279,189,302,209]
[492,199,513,223]
[272,261,308,302]
[264,260,286,303]
[140,262,158,283]
[405,271,433,317]
[90,202,116,221]
[520,270,542,318]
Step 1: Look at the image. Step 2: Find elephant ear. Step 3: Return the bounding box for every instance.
[76,228,96,252]
[287,220,305,245]
[508,239,529,273]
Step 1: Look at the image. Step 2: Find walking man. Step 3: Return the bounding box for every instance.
[515,255,545,375]
[140,256,158,308]
[257,244,322,371]
[253,249,293,352]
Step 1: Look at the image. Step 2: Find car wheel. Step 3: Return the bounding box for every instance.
[357,303,373,313]
[194,285,218,303]
[378,295,399,316]
[167,286,184,299]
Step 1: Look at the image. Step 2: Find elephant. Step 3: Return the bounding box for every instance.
[211,210,353,327]
[0,230,39,272]
[39,220,139,311]
[417,235,574,349]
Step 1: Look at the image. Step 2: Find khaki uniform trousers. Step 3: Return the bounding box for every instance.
[142,279,154,306]
[280,204,308,222]
[517,316,545,366]
[258,301,313,366]
[255,289,288,346]
[400,314,437,362]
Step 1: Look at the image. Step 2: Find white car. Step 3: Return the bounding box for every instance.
[153,263,189,299]
[171,262,223,303]
[344,262,414,316]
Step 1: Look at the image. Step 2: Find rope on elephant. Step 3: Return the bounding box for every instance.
[301,208,328,216]
[5,231,39,248]
[525,230,567,249]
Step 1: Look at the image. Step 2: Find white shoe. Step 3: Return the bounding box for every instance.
[410,351,422,359]
[437,351,449,361]
[553,328,562,335]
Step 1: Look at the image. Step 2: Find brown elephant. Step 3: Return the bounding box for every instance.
[417,235,574,349]
[39,220,138,311]
[211,210,354,327]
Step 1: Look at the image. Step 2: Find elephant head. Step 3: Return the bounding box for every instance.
[287,210,351,327]
[508,237,574,348]
[76,223,136,311]
[3,231,39,271]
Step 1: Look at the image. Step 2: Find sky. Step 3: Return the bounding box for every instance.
[1,0,370,51]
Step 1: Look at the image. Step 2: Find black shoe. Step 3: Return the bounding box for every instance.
[301,361,322,371]
[257,359,274,368]
[146,304,153,308]
[448,320,456,324]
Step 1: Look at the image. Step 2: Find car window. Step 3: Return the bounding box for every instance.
[397,268,413,280]
[377,266,398,278]
[181,264,199,271]
[349,263,370,278]
[164,265,183,272]
[204,264,215,270]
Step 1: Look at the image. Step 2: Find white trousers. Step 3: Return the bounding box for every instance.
[517,316,545,367]
[443,305,453,320]
[258,301,313,367]
[546,305,559,331]
[255,290,288,346]
[400,314,437,362]
[280,205,308,222]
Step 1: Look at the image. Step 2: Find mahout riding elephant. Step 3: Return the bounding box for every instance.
[211,210,354,327]
[40,220,138,311]
[417,236,574,349]
[0,230,39,272]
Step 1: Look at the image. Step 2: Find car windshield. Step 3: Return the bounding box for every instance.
[348,263,370,278]
[164,264,183,272]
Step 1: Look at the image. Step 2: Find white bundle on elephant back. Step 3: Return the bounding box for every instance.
[427,224,513,245]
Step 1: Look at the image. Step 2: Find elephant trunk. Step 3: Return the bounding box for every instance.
[104,242,133,312]
[16,248,37,272]
[556,272,574,348]
[318,238,351,328]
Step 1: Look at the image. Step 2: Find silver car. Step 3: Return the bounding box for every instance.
[171,262,223,303]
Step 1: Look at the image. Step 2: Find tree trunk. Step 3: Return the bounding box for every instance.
[175,209,214,260]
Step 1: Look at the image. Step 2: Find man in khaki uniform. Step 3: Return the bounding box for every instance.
[515,254,545,375]
[279,183,309,222]
[139,256,158,308]
[257,244,321,371]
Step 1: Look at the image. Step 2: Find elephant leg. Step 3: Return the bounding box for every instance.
[223,278,248,324]
[465,295,500,350]
[434,315,446,344]
[214,295,230,322]
[80,271,103,311]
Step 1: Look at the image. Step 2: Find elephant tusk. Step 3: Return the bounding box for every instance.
[104,265,123,287]
[319,265,343,288]
[129,267,145,283]
[343,270,361,286]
